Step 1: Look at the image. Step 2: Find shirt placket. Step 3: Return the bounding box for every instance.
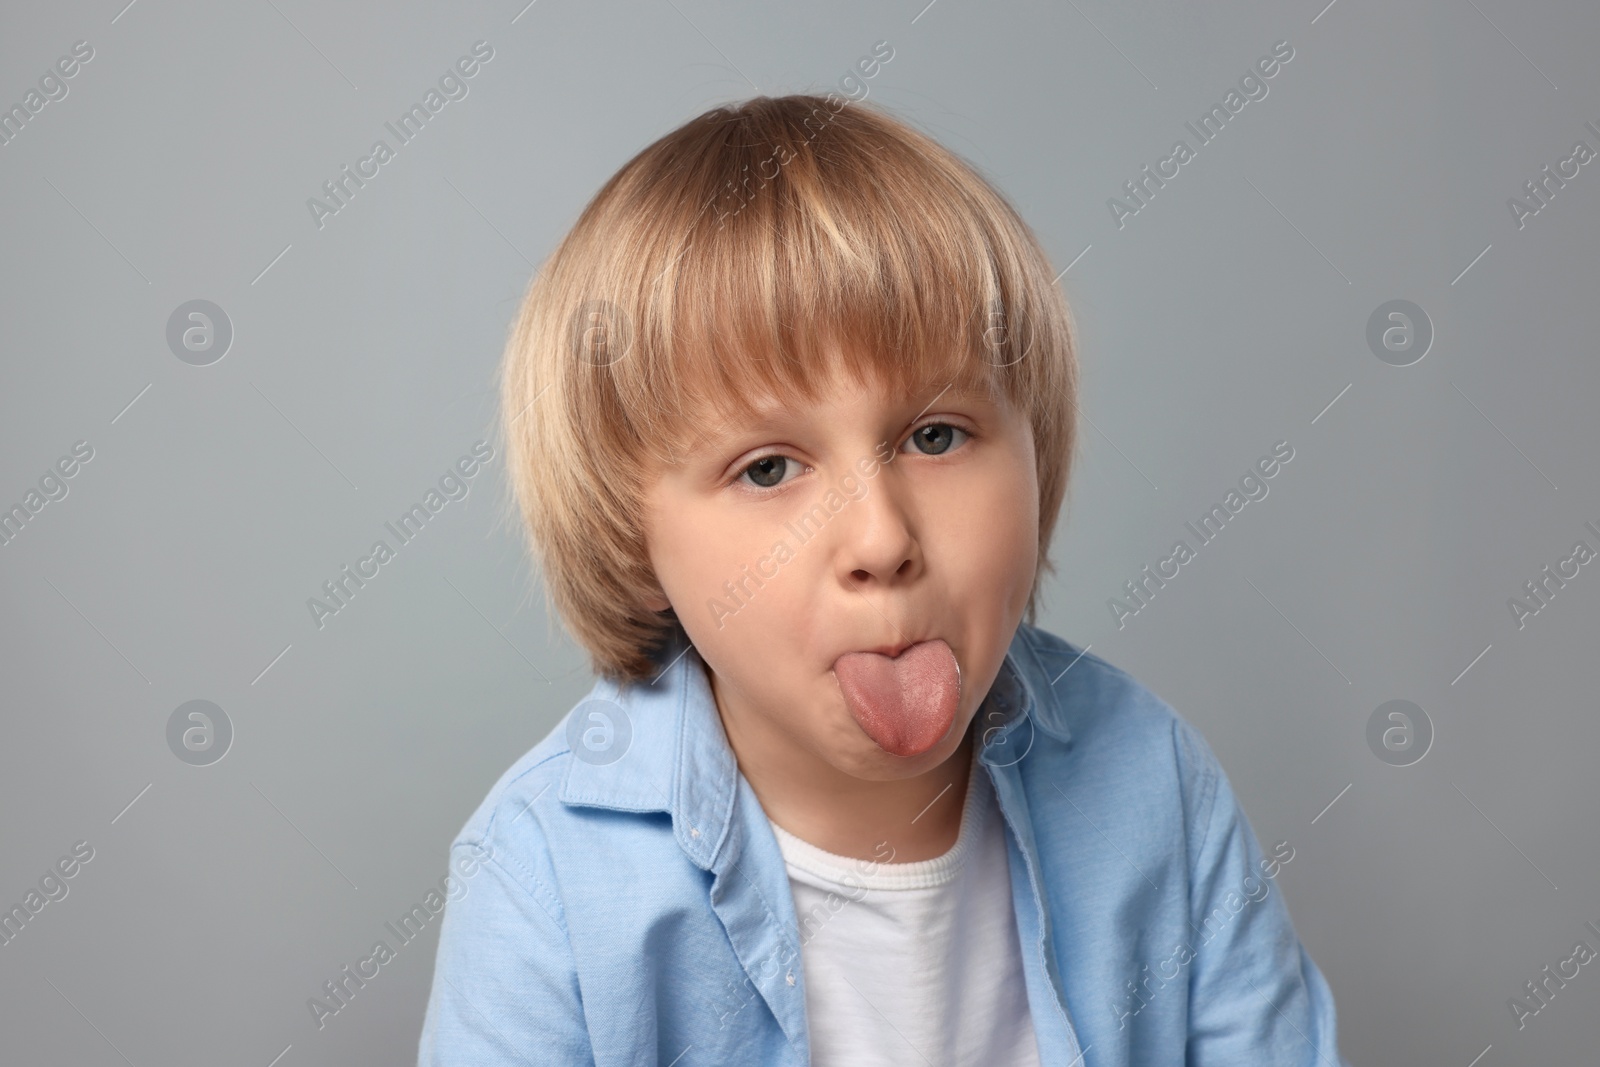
[981,676,1087,1066]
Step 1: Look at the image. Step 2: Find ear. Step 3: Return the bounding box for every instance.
[640,575,672,617]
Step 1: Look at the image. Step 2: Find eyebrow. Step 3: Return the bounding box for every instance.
[680,407,788,462]
[680,379,992,457]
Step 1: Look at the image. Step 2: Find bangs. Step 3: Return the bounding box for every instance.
[555,94,1054,468]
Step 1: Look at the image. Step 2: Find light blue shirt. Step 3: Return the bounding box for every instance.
[418,622,1347,1065]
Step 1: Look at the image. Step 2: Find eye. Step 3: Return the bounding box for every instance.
[737,454,803,491]
[902,421,970,456]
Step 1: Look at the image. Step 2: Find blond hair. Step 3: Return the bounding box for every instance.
[498,94,1080,683]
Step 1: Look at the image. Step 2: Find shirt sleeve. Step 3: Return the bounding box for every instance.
[417,836,594,1066]
[1174,719,1347,1067]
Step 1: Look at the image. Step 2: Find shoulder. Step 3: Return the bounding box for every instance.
[1016,623,1226,832]
[1018,623,1197,750]
[443,710,579,919]
[442,673,686,919]
[454,721,573,843]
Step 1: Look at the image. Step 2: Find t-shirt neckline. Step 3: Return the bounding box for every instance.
[768,746,991,892]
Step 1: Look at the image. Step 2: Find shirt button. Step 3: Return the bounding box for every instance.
[690,827,700,838]
[786,971,795,986]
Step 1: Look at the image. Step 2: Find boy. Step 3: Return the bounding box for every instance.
[419,93,1346,1065]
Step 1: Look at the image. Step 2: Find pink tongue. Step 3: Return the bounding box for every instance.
[833,639,961,757]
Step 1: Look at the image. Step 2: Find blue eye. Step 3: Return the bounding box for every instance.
[739,455,800,490]
[903,422,969,456]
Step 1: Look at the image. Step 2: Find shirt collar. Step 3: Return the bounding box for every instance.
[558,623,1074,868]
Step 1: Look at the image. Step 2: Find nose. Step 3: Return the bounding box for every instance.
[834,464,921,590]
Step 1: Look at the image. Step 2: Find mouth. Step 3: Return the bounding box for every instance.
[831,638,962,758]
[847,636,941,659]
[856,640,918,658]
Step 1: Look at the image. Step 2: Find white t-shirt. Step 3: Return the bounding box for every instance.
[768,750,1044,1067]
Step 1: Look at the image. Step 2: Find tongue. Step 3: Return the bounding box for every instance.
[833,639,962,757]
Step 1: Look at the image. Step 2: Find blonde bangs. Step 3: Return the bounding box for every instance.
[501,94,1080,682]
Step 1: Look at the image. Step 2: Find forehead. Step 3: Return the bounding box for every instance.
[666,369,1006,455]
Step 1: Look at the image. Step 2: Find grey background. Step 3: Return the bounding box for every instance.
[1,0,1595,1063]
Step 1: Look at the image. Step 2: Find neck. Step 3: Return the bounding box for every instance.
[713,670,978,864]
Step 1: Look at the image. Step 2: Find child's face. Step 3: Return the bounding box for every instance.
[641,359,1040,782]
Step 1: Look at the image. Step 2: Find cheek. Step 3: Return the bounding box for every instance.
[939,448,1038,590]
[992,472,1039,592]
[1008,433,1042,566]
[649,497,799,638]
[652,508,723,598]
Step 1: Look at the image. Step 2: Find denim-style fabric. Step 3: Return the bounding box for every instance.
[418,622,1347,1066]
